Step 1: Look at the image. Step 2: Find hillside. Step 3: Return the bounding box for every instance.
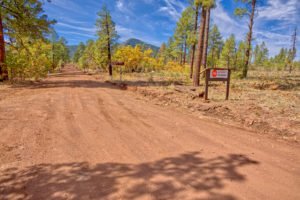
[123,38,159,54]
[68,39,159,59]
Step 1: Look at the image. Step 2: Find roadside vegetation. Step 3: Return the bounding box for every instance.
[0,0,69,81]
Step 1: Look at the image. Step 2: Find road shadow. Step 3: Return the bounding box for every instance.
[9,68,185,90]
[11,79,183,90]
[14,79,121,90]
[0,152,259,200]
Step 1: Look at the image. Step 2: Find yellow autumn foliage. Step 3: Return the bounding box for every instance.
[164,61,186,73]
[113,45,163,72]
[7,39,52,80]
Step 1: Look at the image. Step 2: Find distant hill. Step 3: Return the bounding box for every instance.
[67,45,78,59]
[123,38,159,54]
[67,38,160,59]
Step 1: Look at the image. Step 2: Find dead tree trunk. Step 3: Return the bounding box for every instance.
[289,27,297,73]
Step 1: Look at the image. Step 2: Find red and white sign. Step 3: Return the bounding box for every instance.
[210,69,229,79]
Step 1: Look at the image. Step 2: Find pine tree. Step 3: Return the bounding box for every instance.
[193,0,215,86]
[73,42,86,63]
[207,24,223,67]
[253,45,260,65]
[50,36,69,70]
[288,27,297,73]
[189,0,201,78]
[202,1,216,69]
[79,40,96,72]
[235,0,257,78]
[0,0,54,80]
[96,5,118,77]
[219,34,236,69]
[273,48,288,70]
[174,7,194,65]
[236,41,246,71]
[253,42,269,67]
[157,43,167,64]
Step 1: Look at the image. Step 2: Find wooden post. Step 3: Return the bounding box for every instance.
[205,69,209,100]
[120,66,122,81]
[226,70,231,100]
[111,62,125,82]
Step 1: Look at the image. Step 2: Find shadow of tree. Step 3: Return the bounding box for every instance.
[10,69,184,90]
[12,79,181,90]
[0,152,258,200]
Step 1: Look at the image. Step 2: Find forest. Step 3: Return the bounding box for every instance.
[0,0,298,84]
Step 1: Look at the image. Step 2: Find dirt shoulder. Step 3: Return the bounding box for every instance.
[100,71,300,143]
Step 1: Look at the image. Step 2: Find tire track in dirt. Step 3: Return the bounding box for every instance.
[97,96,120,129]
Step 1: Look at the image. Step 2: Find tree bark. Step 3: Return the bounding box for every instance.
[180,42,184,65]
[234,47,237,70]
[227,57,230,69]
[105,14,113,77]
[202,8,210,69]
[243,0,256,78]
[211,47,215,67]
[183,38,187,65]
[193,8,206,87]
[108,40,112,76]
[0,10,8,80]
[190,6,199,79]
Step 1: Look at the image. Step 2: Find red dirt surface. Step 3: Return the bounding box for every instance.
[0,66,299,200]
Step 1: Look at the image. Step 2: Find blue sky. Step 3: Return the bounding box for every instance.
[44,0,300,59]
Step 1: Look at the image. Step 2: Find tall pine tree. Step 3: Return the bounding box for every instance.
[96,5,118,77]
[219,34,236,69]
[235,0,257,78]
[207,24,223,67]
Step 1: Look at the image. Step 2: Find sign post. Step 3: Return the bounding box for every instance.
[205,68,231,100]
[111,62,125,81]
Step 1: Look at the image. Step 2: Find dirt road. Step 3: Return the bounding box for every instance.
[0,66,299,200]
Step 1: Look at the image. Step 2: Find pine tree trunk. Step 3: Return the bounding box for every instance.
[202,8,210,69]
[105,14,113,77]
[183,38,187,65]
[211,48,215,67]
[180,42,184,65]
[193,8,206,87]
[234,48,237,70]
[243,0,256,78]
[0,10,8,80]
[227,57,230,69]
[52,43,55,71]
[190,6,199,78]
[108,40,112,76]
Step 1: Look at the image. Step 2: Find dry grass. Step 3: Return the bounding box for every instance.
[98,69,300,142]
